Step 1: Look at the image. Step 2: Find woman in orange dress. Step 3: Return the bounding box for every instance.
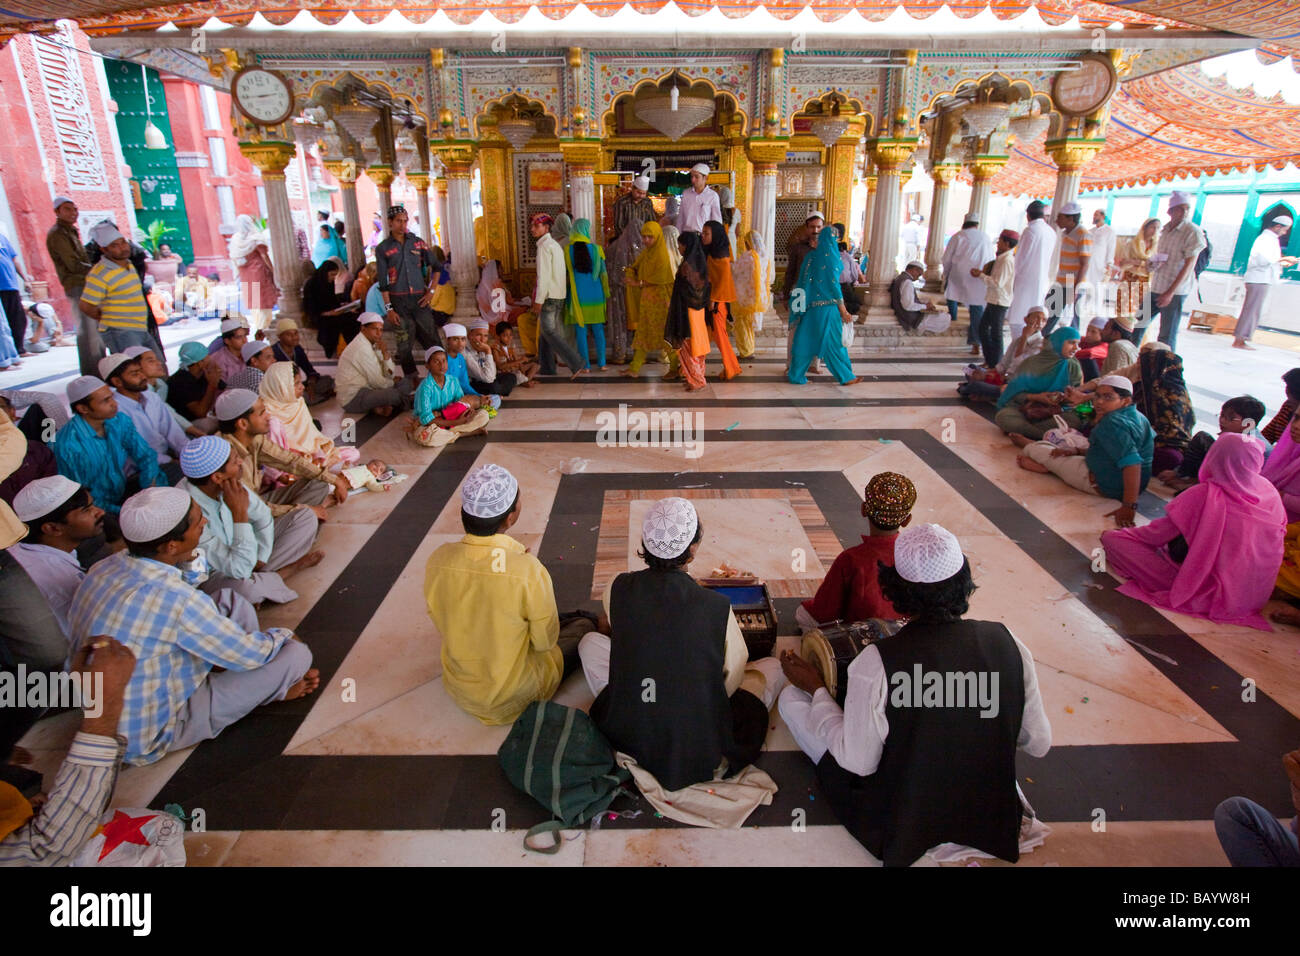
[701,220,742,380]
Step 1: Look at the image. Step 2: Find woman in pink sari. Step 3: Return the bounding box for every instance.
[1101,433,1285,630]
[1263,410,1300,522]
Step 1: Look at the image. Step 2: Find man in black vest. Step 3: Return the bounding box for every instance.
[581,497,784,791]
[778,523,1051,866]
[890,260,941,331]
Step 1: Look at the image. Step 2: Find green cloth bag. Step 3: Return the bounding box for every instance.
[498,699,631,853]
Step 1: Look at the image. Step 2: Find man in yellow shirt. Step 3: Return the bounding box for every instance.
[424,464,576,725]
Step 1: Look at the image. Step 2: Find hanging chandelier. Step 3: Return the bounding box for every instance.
[334,101,378,143]
[497,106,537,151]
[961,93,1009,140]
[809,101,850,148]
[634,71,715,142]
[141,63,168,150]
[395,125,419,161]
[1009,107,1049,145]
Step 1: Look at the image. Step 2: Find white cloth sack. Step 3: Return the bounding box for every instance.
[615,752,778,829]
[1043,414,1089,452]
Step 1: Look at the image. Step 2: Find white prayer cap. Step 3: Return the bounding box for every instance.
[276,317,299,334]
[13,475,81,522]
[461,463,519,519]
[1088,316,1108,329]
[120,487,192,543]
[1168,190,1193,210]
[641,496,699,560]
[1095,374,1134,393]
[358,311,384,326]
[468,318,491,331]
[690,163,710,177]
[122,345,152,360]
[52,195,74,211]
[214,388,258,421]
[220,317,248,334]
[241,339,271,362]
[906,260,925,271]
[911,214,922,222]
[180,434,232,479]
[426,345,446,356]
[894,523,964,584]
[1059,201,1082,216]
[66,375,107,405]
[98,352,136,381]
[89,222,124,247]
[632,174,651,191]
[34,302,56,320]
[805,211,825,222]
[443,323,468,338]
[964,211,980,224]
[1272,216,1293,228]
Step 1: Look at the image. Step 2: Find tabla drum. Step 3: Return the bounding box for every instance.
[800,619,904,706]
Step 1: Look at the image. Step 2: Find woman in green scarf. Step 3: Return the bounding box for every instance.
[993,326,1085,440]
[563,218,610,370]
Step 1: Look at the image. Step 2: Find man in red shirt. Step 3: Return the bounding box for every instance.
[796,472,916,629]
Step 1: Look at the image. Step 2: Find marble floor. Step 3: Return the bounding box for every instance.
[13,327,1300,867]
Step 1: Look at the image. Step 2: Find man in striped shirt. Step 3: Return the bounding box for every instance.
[1045,201,1090,334]
[68,487,319,765]
[80,223,159,358]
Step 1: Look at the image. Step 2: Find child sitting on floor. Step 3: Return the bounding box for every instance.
[1158,396,1270,492]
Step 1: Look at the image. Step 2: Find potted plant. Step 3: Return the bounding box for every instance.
[142,219,181,285]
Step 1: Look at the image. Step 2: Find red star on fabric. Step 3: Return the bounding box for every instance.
[94,810,154,861]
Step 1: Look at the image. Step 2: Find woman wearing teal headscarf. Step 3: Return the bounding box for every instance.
[993,325,1084,440]
[312,222,347,268]
[563,218,610,370]
[787,225,861,385]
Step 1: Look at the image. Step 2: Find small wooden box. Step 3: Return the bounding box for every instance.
[700,582,779,660]
[1187,309,1238,335]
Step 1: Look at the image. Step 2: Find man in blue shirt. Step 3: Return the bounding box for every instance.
[53,375,167,521]
[0,228,33,357]
[99,352,189,484]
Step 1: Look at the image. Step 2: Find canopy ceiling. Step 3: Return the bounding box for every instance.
[991,62,1300,195]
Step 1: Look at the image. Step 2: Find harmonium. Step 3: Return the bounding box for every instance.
[698,567,778,660]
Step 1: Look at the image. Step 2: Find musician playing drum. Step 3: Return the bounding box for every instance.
[778,523,1052,867]
[795,472,917,632]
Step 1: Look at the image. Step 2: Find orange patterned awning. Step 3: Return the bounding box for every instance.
[992,63,1300,195]
[0,0,1189,34]
[1116,1,1300,64]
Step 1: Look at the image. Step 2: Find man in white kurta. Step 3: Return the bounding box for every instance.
[1234,216,1297,349]
[942,216,996,353]
[1007,200,1056,339]
[1086,210,1118,322]
[677,164,722,237]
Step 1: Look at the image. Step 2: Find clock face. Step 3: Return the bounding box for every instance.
[1053,57,1117,117]
[233,69,295,127]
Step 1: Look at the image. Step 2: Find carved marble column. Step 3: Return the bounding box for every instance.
[433,144,481,319]
[866,138,918,309]
[239,140,301,325]
[745,139,788,263]
[560,141,601,229]
[322,158,365,273]
[923,163,961,288]
[1045,139,1104,216]
[408,171,433,250]
[366,164,395,215]
[860,172,877,249]
[967,155,1007,227]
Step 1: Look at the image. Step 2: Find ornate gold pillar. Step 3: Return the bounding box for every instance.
[432,143,480,319]
[560,140,602,233]
[866,137,918,308]
[967,155,1007,227]
[924,163,961,288]
[825,116,868,234]
[477,144,511,269]
[407,172,433,251]
[322,158,365,274]
[432,176,449,250]
[239,140,301,324]
[366,165,396,215]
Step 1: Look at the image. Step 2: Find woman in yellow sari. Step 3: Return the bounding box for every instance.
[1116,217,1160,341]
[730,230,773,359]
[621,221,679,378]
